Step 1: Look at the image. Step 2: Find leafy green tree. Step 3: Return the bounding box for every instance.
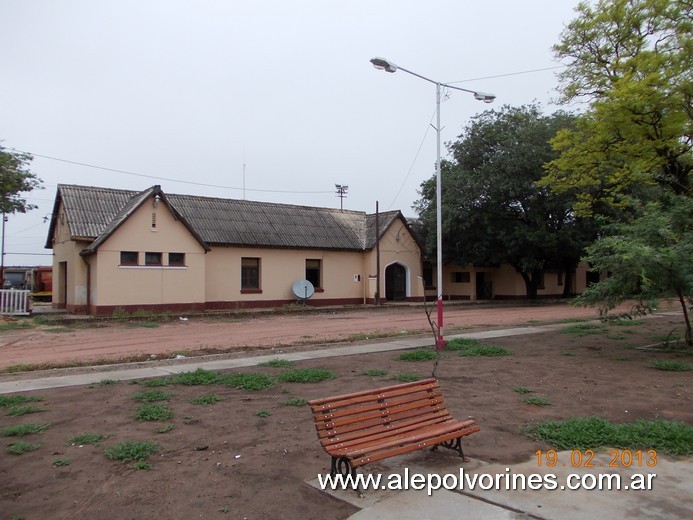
[541,0,691,215]
[577,195,692,345]
[415,105,595,299]
[540,0,691,339]
[0,145,42,214]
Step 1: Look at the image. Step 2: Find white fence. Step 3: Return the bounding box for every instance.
[0,289,31,316]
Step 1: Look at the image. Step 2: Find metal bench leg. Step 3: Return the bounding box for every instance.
[432,437,467,460]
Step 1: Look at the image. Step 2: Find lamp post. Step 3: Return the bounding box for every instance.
[370,57,495,349]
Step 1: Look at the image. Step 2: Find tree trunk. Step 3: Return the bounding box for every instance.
[675,287,692,347]
[519,270,539,300]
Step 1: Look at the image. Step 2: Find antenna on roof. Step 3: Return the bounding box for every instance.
[243,153,246,200]
[335,184,348,211]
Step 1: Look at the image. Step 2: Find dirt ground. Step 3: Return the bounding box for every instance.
[0,304,691,519]
[0,302,652,370]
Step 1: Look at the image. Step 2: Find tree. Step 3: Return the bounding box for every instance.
[577,196,692,345]
[0,145,42,214]
[540,0,692,341]
[415,105,595,299]
[541,0,691,215]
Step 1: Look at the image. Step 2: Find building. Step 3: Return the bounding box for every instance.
[46,185,425,314]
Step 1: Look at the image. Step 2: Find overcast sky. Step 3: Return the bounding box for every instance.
[1,0,581,266]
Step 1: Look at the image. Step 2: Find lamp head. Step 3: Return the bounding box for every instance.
[474,92,496,103]
[370,57,398,73]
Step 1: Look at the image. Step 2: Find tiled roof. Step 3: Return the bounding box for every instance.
[47,184,409,252]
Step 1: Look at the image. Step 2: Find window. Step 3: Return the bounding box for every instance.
[145,252,162,266]
[451,271,470,283]
[305,259,321,288]
[120,251,138,266]
[241,257,260,290]
[168,252,185,266]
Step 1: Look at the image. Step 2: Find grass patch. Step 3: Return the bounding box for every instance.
[527,417,693,455]
[6,405,44,417]
[560,323,606,336]
[52,458,70,467]
[444,338,481,351]
[133,390,173,402]
[4,364,33,373]
[283,398,307,406]
[95,379,118,386]
[171,368,220,386]
[0,321,33,332]
[561,351,576,357]
[524,396,552,406]
[651,359,692,372]
[513,387,534,394]
[157,424,175,433]
[361,369,387,376]
[7,440,40,455]
[69,433,112,446]
[220,373,275,391]
[560,317,591,324]
[396,349,437,361]
[0,423,49,437]
[255,409,271,417]
[278,368,335,383]
[458,345,512,357]
[134,403,173,421]
[391,374,422,383]
[105,440,158,462]
[446,338,512,357]
[190,394,222,405]
[258,358,295,368]
[135,460,152,470]
[0,395,43,407]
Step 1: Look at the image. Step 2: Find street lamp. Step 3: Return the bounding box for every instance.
[370,57,495,349]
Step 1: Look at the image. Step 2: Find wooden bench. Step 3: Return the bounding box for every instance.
[308,378,479,478]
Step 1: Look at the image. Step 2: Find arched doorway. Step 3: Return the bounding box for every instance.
[385,263,407,301]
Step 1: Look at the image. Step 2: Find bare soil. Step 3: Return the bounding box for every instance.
[0,304,691,519]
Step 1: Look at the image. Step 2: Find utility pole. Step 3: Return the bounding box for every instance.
[335,184,348,211]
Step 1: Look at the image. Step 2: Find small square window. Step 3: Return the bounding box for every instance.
[452,272,470,283]
[168,252,185,266]
[145,252,162,266]
[120,251,138,266]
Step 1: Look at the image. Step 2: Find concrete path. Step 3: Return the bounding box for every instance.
[0,321,573,394]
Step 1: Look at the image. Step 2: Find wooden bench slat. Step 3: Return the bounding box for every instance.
[316,406,451,439]
[321,415,462,450]
[318,410,453,445]
[349,424,481,468]
[313,395,446,431]
[311,392,444,423]
[329,419,478,458]
[307,378,438,407]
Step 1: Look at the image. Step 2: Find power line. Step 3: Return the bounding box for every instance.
[447,65,566,85]
[10,149,334,195]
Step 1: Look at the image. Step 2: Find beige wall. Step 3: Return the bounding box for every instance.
[440,262,593,300]
[91,200,207,308]
[364,220,424,301]
[51,205,89,310]
[205,247,366,304]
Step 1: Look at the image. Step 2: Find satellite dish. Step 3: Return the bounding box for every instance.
[292,279,315,302]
